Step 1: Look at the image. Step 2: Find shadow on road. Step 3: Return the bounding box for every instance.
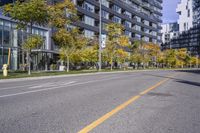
[176,80,200,87]
[143,70,200,88]
[175,69,200,74]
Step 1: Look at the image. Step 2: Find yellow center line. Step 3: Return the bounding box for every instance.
[78,73,177,133]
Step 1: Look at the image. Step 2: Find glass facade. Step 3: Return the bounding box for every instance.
[0,17,51,70]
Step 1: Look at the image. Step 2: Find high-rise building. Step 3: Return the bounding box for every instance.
[74,0,163,44]
[161,22,179,45]
[176,0,194,33]
[193,0,200,26]
[162,0,200,56]
[0,0,163,70]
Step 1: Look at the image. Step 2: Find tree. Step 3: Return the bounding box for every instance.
[116,49,129,70]
[22,35,43,75]
[48,0,77,28]
[81,46,98,69]
[4,0,50,73]
[163,49,177,68]
[143,43,161,68]
[105,23,130,70]
[53,28,87,72]
[176,48,188,68]
[4,0,49,33]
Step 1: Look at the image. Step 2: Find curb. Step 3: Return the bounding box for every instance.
[0,68,199,83]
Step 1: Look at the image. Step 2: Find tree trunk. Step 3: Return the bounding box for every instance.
[110,58,113,71]
[22,31,25,71]
[67,56,70,72]
[27,51,31,75]
[22,50,25,71]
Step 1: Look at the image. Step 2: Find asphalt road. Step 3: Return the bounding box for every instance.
[0,70,200,133]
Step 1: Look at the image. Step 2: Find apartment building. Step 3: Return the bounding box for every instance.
[162,0,200,56]
[0,0,163,70]
[74,0,163,44]
[161,22,179,45]
[176,0,194,33]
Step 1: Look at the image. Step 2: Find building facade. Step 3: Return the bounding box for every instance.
[161,22,179,44]
[193,0,200,26]
[176,0,194,33]
[0,0,163,70]
[162,0,200,56]
[0,16,53,70]
[74,0,163,44]
[0,0,54,70]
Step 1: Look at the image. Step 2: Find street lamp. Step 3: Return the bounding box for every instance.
[98,0,102,71]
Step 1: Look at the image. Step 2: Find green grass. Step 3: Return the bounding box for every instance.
[0,70,99,79]
[0,67,197,80]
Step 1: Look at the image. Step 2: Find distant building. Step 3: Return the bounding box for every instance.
[176,0,194,33]
[161,22,179,45]
[162,0,200,56]
[193,0,200,26]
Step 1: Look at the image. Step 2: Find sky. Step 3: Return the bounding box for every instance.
[162,0,180,24]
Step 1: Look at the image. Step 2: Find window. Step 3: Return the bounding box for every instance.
[84,30,94,38]
[124,11,131,18]
[135,34,141,39]
[112,5,121,13]
[134,25,141,31]
[84,16,94,26]
[124,21,131,28]
[144,20,149,26]
[135,16,141,22]
[102,0,109,7]
[83,2,94,13]
[112,16,121,23]
[102,10,109,19]
[188,9,190,17]
[144,28,149,34]
[124,30,131,37]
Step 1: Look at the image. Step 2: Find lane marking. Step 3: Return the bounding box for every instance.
[0,75,124,91]
[0,75,137,98]
[28,81,76,89]
[78,74,176,133]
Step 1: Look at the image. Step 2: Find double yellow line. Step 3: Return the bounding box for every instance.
[78,74,177,133]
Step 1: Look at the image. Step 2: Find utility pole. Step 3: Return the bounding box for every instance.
[98,0,102,71]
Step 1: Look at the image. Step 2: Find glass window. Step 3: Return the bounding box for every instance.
[124,11,132,18]
[112,16,121,23]
[3,25,11,46]
[83,2,94,13]
[112,5,121,13]
[102,10,109,19]
[124,21,131,28]
[124,30,132,37]
[84,30,94,38]
[84,16,95,26]
[135,16,141,22]
[102,0,109,7]
[135,34,141,39]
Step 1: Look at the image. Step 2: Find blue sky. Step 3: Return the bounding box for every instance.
[162,0,180,23]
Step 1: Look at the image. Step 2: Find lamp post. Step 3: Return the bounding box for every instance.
[98,0,102,71]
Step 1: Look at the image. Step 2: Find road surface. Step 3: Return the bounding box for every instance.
[0,70,200,133]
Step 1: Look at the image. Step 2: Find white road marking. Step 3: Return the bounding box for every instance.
[0,81,74,91]
[0,75,135,98]
[28,81,76,89]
